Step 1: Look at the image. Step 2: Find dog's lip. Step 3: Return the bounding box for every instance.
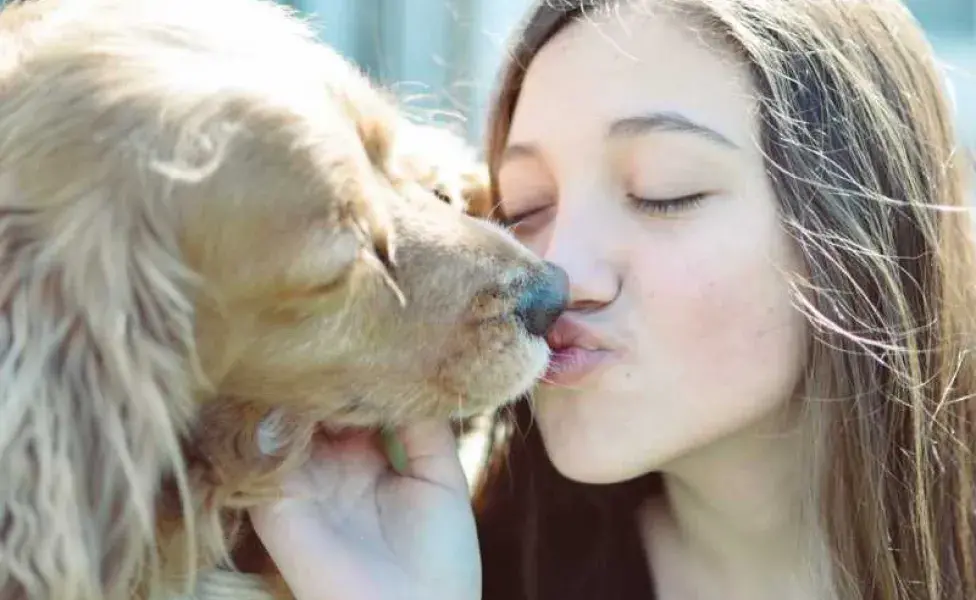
[545,315,612,352]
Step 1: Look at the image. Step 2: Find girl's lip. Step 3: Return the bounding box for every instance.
[542,316,615,386]
[543,346,614,386]
[545,315,611,353]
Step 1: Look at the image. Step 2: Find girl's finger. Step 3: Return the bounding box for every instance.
[395,420,468,492]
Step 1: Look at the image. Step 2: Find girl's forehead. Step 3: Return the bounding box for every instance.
[509,7,758,153]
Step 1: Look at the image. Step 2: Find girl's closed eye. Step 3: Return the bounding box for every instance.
[501,203,554,236]
[626,191,709,215]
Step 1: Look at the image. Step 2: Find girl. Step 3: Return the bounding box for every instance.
[251,1,976,599]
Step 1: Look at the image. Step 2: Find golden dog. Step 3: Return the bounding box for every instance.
[0,0,568,598]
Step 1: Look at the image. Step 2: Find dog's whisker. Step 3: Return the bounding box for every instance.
[485,202,509,224]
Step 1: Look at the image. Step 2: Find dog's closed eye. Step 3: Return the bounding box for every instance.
[359,226,405,307]
[431,188,452,204]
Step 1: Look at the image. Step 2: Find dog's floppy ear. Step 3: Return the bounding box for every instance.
[0,172,201,599]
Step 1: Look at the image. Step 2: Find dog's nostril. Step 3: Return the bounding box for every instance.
[515,262,569,337]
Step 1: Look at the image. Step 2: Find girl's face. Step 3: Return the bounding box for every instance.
[497,5,808,484]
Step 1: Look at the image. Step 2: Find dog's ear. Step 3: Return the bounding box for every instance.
[0,173,201,600]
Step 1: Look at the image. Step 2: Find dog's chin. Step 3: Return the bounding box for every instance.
[450,337,552,418]
[231,335,552,429]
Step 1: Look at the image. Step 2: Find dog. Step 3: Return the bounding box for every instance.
[0,0,568,598]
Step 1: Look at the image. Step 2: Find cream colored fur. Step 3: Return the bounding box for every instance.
[0,0,552,598]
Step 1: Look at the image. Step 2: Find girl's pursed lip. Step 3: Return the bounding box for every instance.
[543,346,615,386]
[545,315,614,354]
[542,315,619,385]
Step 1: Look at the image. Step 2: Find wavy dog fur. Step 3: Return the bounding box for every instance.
[0,1,552,599]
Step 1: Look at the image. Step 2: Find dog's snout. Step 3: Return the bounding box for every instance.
[515,262,569,337]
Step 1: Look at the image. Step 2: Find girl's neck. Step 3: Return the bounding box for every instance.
[638,408,830,600]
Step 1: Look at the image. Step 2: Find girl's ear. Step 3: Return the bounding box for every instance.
[0,172,202,600]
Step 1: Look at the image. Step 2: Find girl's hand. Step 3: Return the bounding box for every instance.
[248,421,481,600]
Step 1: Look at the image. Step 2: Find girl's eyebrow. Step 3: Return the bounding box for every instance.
[501,109,739,167]
[607,110,740,150]
[500,143,539,166]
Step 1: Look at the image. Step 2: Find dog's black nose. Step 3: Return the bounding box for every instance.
[515,262,569,337]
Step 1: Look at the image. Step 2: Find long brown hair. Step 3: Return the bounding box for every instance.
[471,2,976,599]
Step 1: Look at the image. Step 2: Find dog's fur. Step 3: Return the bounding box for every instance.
[0,0,554,598]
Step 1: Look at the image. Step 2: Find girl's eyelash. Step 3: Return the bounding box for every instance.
[627,192,707,214]
[500,205,548,228]
[502,193,705,229]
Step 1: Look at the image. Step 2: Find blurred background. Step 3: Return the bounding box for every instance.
[276,0,976,149]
